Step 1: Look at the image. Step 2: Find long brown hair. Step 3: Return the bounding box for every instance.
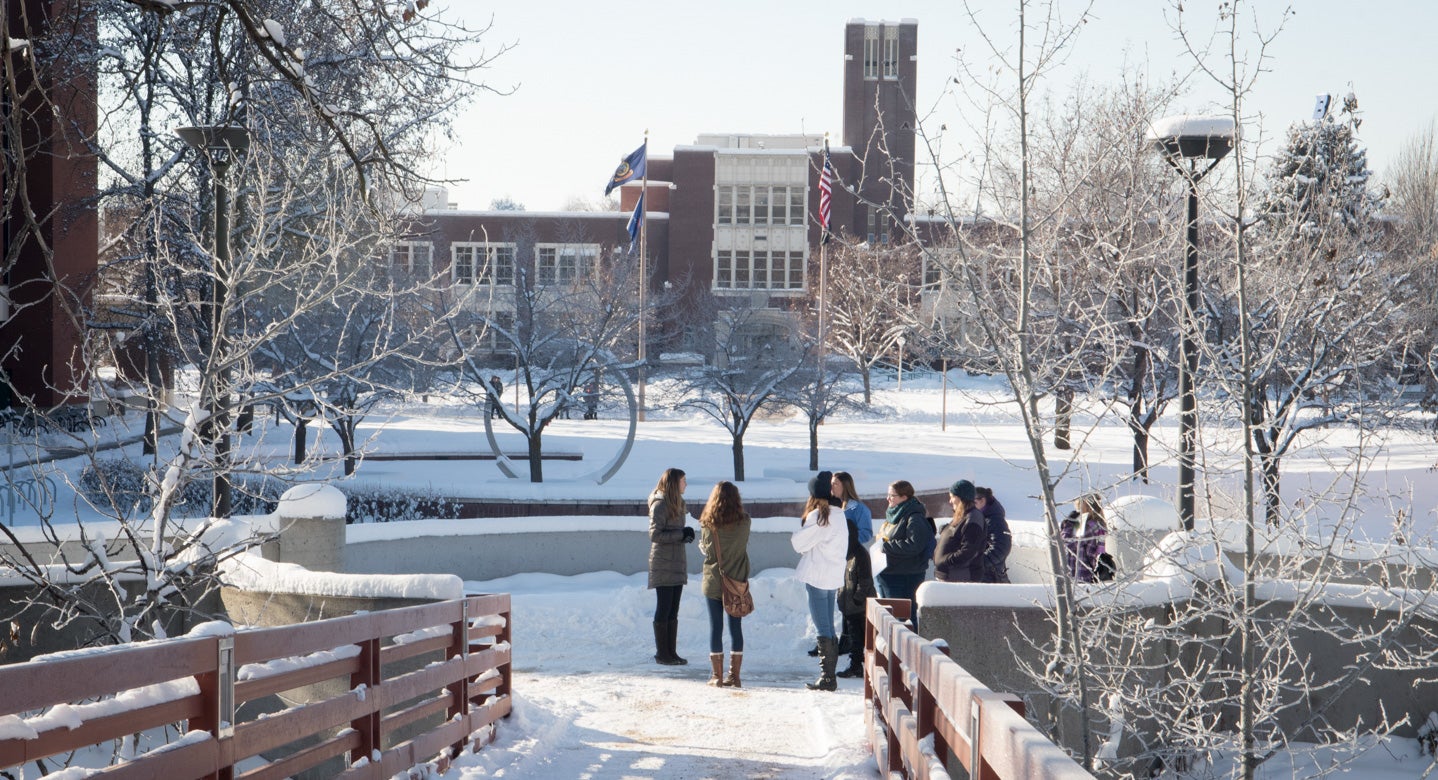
[652,468,686,517]
[833,471,859,503]
[701,481,745,528]
[1075,494,1106,528]
[803,496,831,526]
[951,496,976,524]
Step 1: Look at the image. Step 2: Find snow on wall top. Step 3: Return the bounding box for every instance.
[277,483,346,520]
[221,552,462,601]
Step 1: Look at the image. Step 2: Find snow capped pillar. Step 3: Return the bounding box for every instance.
[271,484,347,572]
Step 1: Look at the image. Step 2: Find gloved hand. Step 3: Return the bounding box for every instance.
[682,526,696,544]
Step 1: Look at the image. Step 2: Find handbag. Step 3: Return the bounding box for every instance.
[711,527,754,618]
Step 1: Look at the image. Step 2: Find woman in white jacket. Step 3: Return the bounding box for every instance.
[791,472,849,692]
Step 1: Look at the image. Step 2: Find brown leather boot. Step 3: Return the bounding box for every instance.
[723,651,743,688]
[707,653,725,687]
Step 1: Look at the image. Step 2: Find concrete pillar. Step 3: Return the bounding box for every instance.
[270,483,346,572]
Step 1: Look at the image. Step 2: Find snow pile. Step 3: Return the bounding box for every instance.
[220,552,462,601]
[276,483,346,520]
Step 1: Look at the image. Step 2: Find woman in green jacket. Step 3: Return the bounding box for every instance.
[699,481,751,687]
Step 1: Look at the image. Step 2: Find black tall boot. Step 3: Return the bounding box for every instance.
[654,621,685,666]
[666,618,688,665]
[806,636,838,691]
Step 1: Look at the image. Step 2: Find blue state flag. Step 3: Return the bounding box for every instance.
[626,191,645,254]
[604,142,647,196]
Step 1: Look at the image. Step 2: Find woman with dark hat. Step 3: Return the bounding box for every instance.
[792,471,849,691]
[934,479,989,582]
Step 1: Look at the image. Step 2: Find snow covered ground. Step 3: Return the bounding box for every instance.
[6,369,1438,777]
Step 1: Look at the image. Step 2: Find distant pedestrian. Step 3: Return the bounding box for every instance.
[831,471,873,544]
[488,375,504,420]
[975,486,1011,583]
[649,468,694,665]
[583,378,600,420]
[699,481,750,687]
[792,473,848,692]
[876,480,934,624]
[934,480,988,582]
[1060,493,1111,583]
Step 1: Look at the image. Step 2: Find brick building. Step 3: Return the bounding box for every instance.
[407,18,919,357]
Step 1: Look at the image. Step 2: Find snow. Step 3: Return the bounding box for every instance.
[1147,114,1237,140]
[220,552,462,601]
[276,482,346,520]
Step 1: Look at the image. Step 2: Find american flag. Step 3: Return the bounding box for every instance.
[817,148,833,241]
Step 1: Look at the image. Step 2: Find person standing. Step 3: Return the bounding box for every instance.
[934,480,988,582]
[792,474,848,691]
[975,486,1011,583]
[488,375,504,420]
[1061,494,1110,582]
[648,468,694,665]
[698,481,750,687]
[583,378,600,420]
[831,471,875,677]
[875,480,934,622]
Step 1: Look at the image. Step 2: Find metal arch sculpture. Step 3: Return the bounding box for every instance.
[481,353,638,485]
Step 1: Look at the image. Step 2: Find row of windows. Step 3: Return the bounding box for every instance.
[714,250,805,291]
[717,185,807,226]
[394,242,598,287]
[862,25,900,80]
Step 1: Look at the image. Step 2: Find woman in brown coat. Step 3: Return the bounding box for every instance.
[699,481,751,687]
[648,467,693,665]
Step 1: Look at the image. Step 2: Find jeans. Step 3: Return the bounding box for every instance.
[654,584,683,622]
[876,570,925,626]
[706,597,744,653]
[806,584,837,639]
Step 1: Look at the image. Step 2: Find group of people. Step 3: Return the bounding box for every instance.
[487,375,601,421]
[645,468,1111,692]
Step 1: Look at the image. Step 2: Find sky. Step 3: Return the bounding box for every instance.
[432,1,1437,213]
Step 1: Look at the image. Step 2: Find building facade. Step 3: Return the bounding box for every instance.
[407,19,919,358]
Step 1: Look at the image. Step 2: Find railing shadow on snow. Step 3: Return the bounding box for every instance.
[0,594,512,779]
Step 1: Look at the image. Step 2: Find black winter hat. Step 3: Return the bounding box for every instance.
[808,471,834,501]
[950,479,976,503]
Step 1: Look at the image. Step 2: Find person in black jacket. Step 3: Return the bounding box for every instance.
[975,486,1011,583]
[835,513,877,678]
[876,480,933,623]
[934,480,988,582]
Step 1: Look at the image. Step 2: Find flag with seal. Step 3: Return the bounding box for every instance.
[604,142,647,196]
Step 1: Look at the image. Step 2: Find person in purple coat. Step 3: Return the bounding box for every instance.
[1060,494,1109,582]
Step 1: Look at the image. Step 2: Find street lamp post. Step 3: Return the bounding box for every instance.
[1147,116,1234,531]
[176,125,249,520]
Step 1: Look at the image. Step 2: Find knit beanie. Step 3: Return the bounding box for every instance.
[808,471,834,502]
[949,479,976,503]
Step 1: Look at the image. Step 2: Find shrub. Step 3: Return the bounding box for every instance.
[343,485,461,524]
[79,458,283,519]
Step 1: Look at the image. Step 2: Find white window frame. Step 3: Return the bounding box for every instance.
[535,243,599,286]
[452,242,515,286]
[390,241,433,275]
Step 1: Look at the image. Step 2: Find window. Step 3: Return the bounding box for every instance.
[789,188,805,226]
[863,25,880,79]
[753,188,770,225]
[713,249,808,291]
[736,187,751,225]
[718,185,805,225]
[536,244,597,286]
[391,242,432,275]
[883,26,899,78]
[718,187,733,225]
[453,243,514,286]
[771,186,788,225]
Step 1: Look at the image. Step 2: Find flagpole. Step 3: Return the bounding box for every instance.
[816,135,830,412]
[637,131,649,423]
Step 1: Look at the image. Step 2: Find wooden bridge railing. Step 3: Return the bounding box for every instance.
[864,598,1094,780]
[0,594,512,779]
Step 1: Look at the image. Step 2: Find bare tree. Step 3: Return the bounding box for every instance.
[674,297,806,482]
[822,239,919,404]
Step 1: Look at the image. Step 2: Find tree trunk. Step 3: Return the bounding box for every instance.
[861,365,872,405]
[1128,344,1151,482]
[731,435,745,482]
[1260,450,1282,527]
[1132,427,1150,483]
[528,430,544,482]
[809,418,820,471]
[1054,388,1072,450]
[293,418,307,464]
[339,419,357,477]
